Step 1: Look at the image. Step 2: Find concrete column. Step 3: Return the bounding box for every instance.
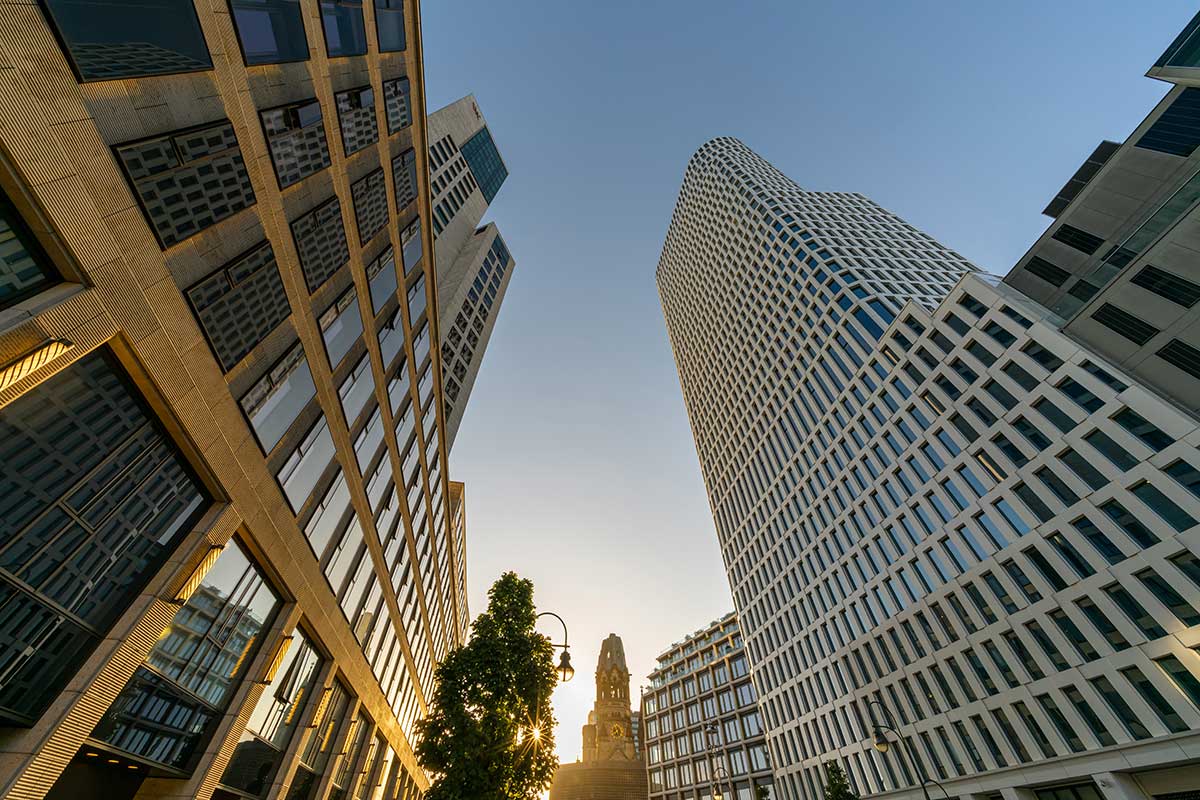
[1095,773,1151,800]
[1000,786,1039,800]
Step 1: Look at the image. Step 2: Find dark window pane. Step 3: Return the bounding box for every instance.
[1023,256,1070,286]
[0,188,58,309]
[375,0,405,51]
[461,125,507,203]
[291,196,350,293]
[335,85,378,155]
[0,350,207,724]
[186,241,291,372]
[115,121,255,248]
[1136,87,1200,157]
[1112,408,1173,451]
[383,77,412,134]
[1091,303,1160,345]
[261,98,330,188]
[230,0,309,64]
[351,168,388,244]
[319,0,366,57]
[1051,223,1104,255]
[1131,264,1200,307]
[392,148,418,210]
[1158,338,1200,380]
[41,0,210,81]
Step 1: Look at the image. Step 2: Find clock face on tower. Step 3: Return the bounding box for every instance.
[610,723,623,738]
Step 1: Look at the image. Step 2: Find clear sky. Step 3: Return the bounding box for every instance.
[419,0,1196,765]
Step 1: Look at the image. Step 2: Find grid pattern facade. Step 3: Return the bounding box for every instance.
[658,138,1200,800]
[642,613,774,800]
[0,0,466,798]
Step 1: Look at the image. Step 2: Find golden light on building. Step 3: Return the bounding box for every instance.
[0,338,71,392]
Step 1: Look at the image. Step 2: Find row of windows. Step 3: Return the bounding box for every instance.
[40,0,406,83]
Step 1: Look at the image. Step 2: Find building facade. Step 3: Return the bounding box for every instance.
[642,612,774,800]
[425,95,514,449]
[550,634,648,800]
[657,22,1200,800]
[0,1,468,799]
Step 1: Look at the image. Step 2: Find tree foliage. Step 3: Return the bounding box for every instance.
[822,762,859,800]
[416,572,559,800]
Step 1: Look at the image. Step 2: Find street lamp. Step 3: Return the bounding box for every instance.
[867,700,949,800]
[536,611,574,682]
[704,722,730,800]
[712,765,730,800]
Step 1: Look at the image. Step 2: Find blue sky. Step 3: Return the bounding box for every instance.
[419,0,1195,763]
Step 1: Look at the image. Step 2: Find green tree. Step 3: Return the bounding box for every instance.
[821,762,859,800]
[416,572,558,800]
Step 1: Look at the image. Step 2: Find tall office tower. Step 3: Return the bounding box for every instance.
[426,95,514,449]
[642,612,774,800]
[658,30,1200,800]
[0,2,468,799]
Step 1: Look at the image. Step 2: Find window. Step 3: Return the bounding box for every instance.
[1104,583,1165,639]
[91,540,280,769]
[1156,655,1200,711]
[277,415,336,511]
[1036,694,1084,752]
[367,246,398,314]
[402,217,423,271]
[41,0,210,81]
[115,121,256,248]
[319,0,367,56]
[1136,567,1200,625]
[1091,303,1159,345]
[1130,481,1196,531]
[1090,675,1150,739]
[1076,597,1129,651]
[1158,338,1200,380]
[319,286,363,368]
[351,168,389,244]
[1100,499,1160,548]
[1024,256,1070,287]
[291,196,350,292]
[1131,264,1200,307]
[260,99,330,188]
[1048,609,1098,661]
[0,188,59,310]
[1051,223,1104,255]
[218,631,323,798]
[1136,87,1200,156]
[230,0,308,64]
[460,125,508,203]
[1083,430,1137,471]
[240,341,317,451]
[392,148,419,211]
[0,351,207,725]
[1112,408,1173,451]
[335,85,378,155]
[1062,685,1115,746]
[375,0,406,50]
[289,680,351,796]
[383,77,413,133]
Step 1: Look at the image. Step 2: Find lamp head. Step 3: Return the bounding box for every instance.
[558,649,575,682]
[872,728,890,753]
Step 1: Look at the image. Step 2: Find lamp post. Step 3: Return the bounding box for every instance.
[868,700,949,800]
[536,611,574,682]
[704,722,729,800]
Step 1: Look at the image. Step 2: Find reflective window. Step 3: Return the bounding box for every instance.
[230,0,308,64]
[401,217,422,271]
[240,341,317,451]
[277,415,336,511]
[319,0,367,57]
[351,168,389,244]
[319,285,363,368]
[407,273,426,323]
[287,679,352,799]
[116,121,255,248]
[261,98,330,187]
[0,189,58,310]
[219,631,323,797]
[0,350,206,724]
[339,354,375,424]
[41,0,210,81]
[367,246,398,314]
[374,0,405,50]
[335,85,378,155]
[91,540,281,769]
[392,147,418,210]
[383,76,413,134]
[291,196,350,293]
[187,241,290,372]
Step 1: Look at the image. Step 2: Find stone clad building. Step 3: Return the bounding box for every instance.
[550,634,649,800]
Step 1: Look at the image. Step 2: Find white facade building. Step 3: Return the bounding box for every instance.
[658,129,1200,800]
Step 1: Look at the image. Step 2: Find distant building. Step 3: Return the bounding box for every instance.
[643,612,774,800]
[550,634,649,800]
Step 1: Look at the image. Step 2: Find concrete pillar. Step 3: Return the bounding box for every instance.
[1000,786,1039,800]
[1095,773,1151,800]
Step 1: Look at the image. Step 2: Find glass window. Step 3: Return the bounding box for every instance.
[351,168,389,244]
[1156,655,1200,711]
[408,273,427,323]
[277,415,336,511]
[0,188,59,310]
[1062,685,1115,747]
[335,85,378,155]
[319,0,367,56]
[116,121,255,248]
[240,341,317,451]
[1136,567,1200,625]
[289,679,352,796]
[1112,408,1173,451]
[1130,481,1197,531]
[219,630,323,797]
[1090,675,1151,739]
[402,217,423,271]
[291,196,350,293]
[460,125,508,203]
[392,148,418,210]
[1084,429,1137,471]
[319,286,363,368]
[187,241,290,372]
[375,0,405,50]
[230,0,308,64]
[367,246,398,314]
[0,350,207,724]
[383,76,413,133]
[260,99,329,188]
[41,0,211,81]
[91,540,281,769]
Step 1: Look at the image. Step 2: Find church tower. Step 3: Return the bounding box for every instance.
[581,634,638,763]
